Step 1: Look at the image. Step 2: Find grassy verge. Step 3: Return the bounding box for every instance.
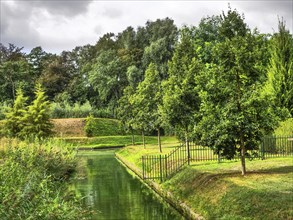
[117,144,293,220]
[64,135,180,150]
[163,158,293,220]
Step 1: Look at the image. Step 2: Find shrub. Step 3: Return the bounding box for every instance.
[50,101,114,119]
[84,116,125,137]
[0,139,88,220]
[0,102,11,120]
[274,118,293,136]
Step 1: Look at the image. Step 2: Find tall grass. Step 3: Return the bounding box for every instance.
[0,138,89,220]
[50,101,113,119]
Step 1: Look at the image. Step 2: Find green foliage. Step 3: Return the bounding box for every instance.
[0,59,32,102]
[3,88,28,138]
[20,84,53,139]
[0,101,11,120]
[274,118,293,136]
[162,27,201,136]
[265,19,293,117]
[50,101,92,118]
[130,63,162,132]
[196,9,279,174]
[0,139,88,220]
[84,116,125,137]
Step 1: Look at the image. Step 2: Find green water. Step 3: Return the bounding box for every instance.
[74,150,183,220]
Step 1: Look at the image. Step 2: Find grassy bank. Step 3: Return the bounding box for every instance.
[0,138,88,219]
[117,145,293,219]
[163,158,293,220]
[64,135,180,150]
[52,118,124,137]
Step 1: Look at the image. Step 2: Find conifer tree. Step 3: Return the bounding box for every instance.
[266,19,293,117]
[20,84,53,138]
[4,88,28,137]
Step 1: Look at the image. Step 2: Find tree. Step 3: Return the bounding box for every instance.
[37,56,71,100]
[4,88,28,137]
[89,49,128,115]
[0,59,31,102]
[197,9,278,175]
[20,84,53,138]
[162,27,201,160]
[131,63,163,152]
[117,86,136,145]
[265,19,293,117]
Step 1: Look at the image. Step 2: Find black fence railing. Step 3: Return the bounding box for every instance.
[142,136,293,182]
[261,136,293,158]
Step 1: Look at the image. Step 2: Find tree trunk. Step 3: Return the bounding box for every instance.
[236,70,246,175]
[158,128,162,153]
[142,130,145,149]
[185,130,190,165]
[131,128,134,145]
[240,133,246,175]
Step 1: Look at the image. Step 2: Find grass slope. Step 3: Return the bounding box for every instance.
[117,145,293,220]
[65,135,179,149]
[52,118,124,137]
[163,158,293,220]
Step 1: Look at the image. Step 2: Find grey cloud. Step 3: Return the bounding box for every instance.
[18,0,93,17]
[102,6,123,19]
[0,1,41,47]
[94,25,103,35]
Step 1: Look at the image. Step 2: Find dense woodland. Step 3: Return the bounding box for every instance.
[1,8,292,174]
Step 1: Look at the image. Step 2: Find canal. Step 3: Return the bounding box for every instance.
[73,150,183,220]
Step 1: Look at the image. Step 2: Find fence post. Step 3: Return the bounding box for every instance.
[261,138,265,160]
[217,152,221,163]
[142,156,145,179]
[159,155,163,182]
[164,154,168,179]
[187,141,190,165]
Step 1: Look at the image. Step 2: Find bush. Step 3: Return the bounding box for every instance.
[84,116,125,137]
[0,102,11,120]
[0,139,88,220]
[274,118,293,136]
[50,101,115,119]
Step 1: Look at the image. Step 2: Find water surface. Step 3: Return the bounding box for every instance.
[74,150,183,220]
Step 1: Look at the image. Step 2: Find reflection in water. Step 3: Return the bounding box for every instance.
[74,150,183,220]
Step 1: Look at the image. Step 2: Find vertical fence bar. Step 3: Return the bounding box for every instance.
[159,155,162,182]
[142,156,145,179]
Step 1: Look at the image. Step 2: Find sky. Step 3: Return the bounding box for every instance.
[1,0,292,54]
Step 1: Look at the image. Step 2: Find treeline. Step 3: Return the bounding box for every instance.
[0,8,292,174]
[0,16,177,118]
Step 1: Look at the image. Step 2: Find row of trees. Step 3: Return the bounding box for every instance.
[1,8,292,174]
[0,17,177,116]
[117,9,293,175]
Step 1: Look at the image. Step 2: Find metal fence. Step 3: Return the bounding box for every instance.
[142,136,293,182]
[261,136,293,158]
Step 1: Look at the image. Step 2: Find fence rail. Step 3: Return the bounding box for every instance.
[142,136,293,182]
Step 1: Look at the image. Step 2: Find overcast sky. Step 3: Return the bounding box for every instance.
[1,0,292,54]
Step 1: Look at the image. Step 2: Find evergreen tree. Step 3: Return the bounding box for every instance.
[4,88,28,137]
[20,84,53,138]
[265,19,293,117]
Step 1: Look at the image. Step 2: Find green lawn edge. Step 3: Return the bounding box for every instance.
[116,144,293,220]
